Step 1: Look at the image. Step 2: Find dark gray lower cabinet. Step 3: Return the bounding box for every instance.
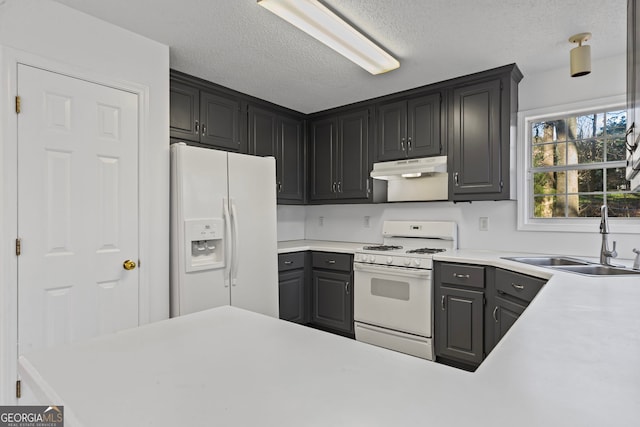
[485,268,546,354]
[434,261,547,371]
[490,295,525,347]
[310,252,354,336]
[278,252,308,324]
[434,262,486,369]
[436,285,485,366]
[279,269,306,323]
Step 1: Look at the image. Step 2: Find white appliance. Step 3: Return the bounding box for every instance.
[354,220,457,360]
[170,143,279,318]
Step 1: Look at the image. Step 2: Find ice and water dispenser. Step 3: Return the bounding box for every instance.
[184,219,225,272]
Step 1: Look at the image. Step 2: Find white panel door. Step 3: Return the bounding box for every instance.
[17,64,139,357]
[227,153,279,317]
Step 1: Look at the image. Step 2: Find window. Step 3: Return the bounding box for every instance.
[518,96,640,233]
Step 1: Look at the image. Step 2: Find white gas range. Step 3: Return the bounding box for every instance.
[353,220,457,361]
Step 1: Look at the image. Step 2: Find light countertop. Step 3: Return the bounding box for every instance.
[277,239,374,254]
[19,249,640,426]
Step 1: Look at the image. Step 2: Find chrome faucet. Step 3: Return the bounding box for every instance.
[599,205,618,266]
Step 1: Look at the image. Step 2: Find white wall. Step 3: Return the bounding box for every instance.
[277,54,639,259]
[0,0,169,404]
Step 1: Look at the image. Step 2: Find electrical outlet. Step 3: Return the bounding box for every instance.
[319,216,324,227]
[479,217,489,231]
[364,216,371,228]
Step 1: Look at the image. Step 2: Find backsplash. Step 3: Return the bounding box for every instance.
[278,201,639,260]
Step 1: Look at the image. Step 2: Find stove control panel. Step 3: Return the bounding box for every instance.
[354,252,433,270]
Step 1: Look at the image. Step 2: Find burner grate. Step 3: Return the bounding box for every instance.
[362,245,403,251]
[406,248,447,254]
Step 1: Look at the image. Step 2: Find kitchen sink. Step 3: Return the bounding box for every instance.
[502,256,589,266]
[551,265,640,276]
[502,256,640,276]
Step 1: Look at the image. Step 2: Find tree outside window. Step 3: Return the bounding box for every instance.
[530,108,639,218]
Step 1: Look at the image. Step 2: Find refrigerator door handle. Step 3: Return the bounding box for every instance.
[222,198,232,288]
[230,199,240,286]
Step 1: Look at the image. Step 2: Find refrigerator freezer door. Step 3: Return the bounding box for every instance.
[170,144,231,316]
[227,153,279,317]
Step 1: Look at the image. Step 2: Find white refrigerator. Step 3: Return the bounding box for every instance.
[170,143,279,318]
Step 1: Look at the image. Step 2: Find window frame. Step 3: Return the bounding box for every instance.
[517,95,639,234]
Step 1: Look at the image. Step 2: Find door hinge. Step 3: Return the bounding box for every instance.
[15,238,21,256]
[15,96,21,114]
[16,380,21,398]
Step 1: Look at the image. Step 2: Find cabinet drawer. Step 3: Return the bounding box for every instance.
[312,252,352,272]
[278,252,306,272]
[495,269,545,303]
[440,263,485,289]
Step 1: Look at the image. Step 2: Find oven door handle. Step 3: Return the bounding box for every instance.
[353,262,431,278]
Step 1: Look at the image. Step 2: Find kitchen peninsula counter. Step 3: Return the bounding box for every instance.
[19,251,640,426]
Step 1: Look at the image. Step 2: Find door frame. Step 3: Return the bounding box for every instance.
[0,47,152,404]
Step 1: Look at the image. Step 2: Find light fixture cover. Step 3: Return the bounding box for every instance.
[569,32,592,77]
[258,0,399,75]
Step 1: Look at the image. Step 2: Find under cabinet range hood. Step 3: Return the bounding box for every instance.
[371,156,448,202]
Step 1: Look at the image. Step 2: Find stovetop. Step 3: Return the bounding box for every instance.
[354,220,457,269]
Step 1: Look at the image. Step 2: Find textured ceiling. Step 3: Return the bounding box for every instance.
[53,0,626,114]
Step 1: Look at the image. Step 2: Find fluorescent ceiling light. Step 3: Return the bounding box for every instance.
[258,0,400,75]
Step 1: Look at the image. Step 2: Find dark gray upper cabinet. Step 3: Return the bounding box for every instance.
[377,93,442,161]
[449,65,522,201]
[248,105,305,203]
[200,91,241,151]
[170,81,200,141]
[277,116,305,202]
[170,74,243,152]
[309,108,370,202]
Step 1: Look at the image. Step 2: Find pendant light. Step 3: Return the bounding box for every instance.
[569,32,592,77]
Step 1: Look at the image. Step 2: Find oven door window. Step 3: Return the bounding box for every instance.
[371,278,410,301]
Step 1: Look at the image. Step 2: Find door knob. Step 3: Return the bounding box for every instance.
[123,260,137,271]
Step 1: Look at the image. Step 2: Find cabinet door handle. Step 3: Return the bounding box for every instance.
[283,261,293,265]
[194,120,199,133]
[277,182,282,193]
[337,181,342,193]
[331,182,337,193]
[326,260,336,264]
[345,281,350,295]
[366,178,371,195]
[512,283,525,290]
[202,123,207,136]
[493,306,499,322]
[401,137,405,151]
[453,273,470,279]
[407,136,412,151]
[441,295,445,310]
[454,172,459,186]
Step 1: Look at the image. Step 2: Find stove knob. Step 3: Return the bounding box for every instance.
[404,258,411,266]
[354,254,361,262]
[370,255,376,263]
[413,258,421,267]
[386,257,393,264]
